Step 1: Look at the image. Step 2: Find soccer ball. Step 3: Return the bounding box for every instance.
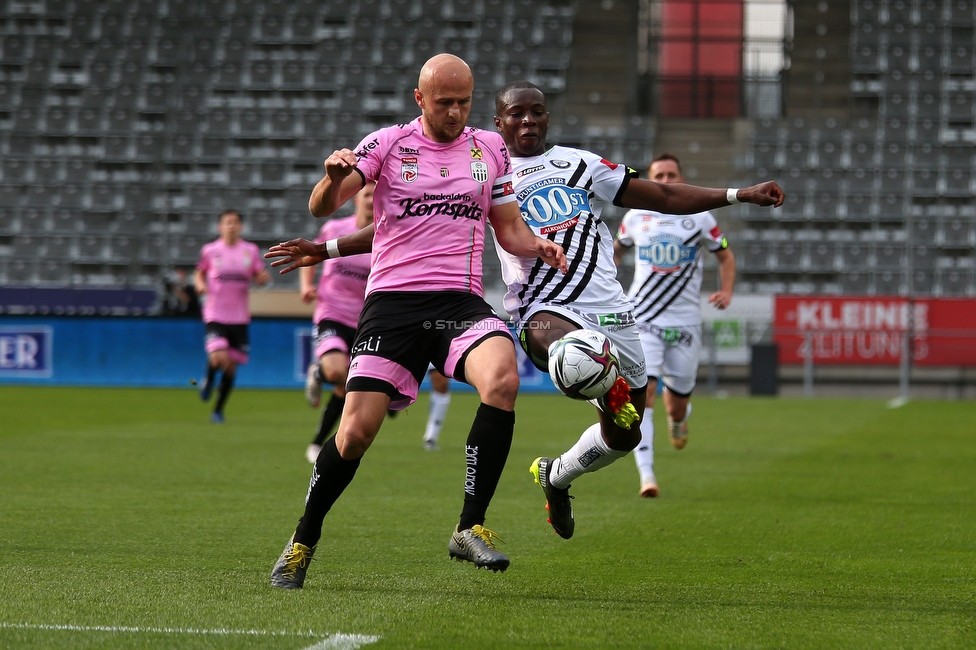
[547,329,621,400]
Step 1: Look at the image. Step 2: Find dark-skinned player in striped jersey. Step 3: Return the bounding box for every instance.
[492,81,784,539]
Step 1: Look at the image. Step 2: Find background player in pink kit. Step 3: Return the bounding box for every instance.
[301,183,375,464]
[194,209,270,423]
[266,54,565,588]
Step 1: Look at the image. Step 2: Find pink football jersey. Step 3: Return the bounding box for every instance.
[197,239,265,324]
[313,215,370,328]
[352,117,515,296]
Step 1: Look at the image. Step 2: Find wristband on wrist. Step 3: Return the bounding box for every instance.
[325,239,340,259]
[726,188,740,204]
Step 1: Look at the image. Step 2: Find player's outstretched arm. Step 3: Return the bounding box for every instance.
[309,149,366,217]
[266,224,376,274]
[299,265,317,303]
[489,202,567,272]
[193,268,207,296]
[619,179,785,215]
[709,247,736,310]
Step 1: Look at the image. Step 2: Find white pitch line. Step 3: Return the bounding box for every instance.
[0,622,380,648]
[302,633,381,650]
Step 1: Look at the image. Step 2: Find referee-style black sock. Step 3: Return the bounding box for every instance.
[311,394,345,446]
[458,403,515,531]
[294,435,361,548]
[214,371,235,414]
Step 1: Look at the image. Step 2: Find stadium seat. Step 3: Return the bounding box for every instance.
[281,61,308,89]
[948,0,976,25]
[838,241,871,271]
[943,168,972,195]
[172,235,211,264]
[297,139,328,163]
[188,186,226,211]
[948,43,974,72]
[2,159,30,185]
[238,111,265,137]
[940,269,972,295]
[875,243,906,268]
[914,168,940,195]
[848,140,877,169]
[63,160,89,185]
[182,212,212,235]
[257,15,287,43]
[162,133,195,163]
[815,140,844,169]
[77,235,107,262]
[739,242,769,272]
[140,232,169,264]
[311,63,343,91]
[807,241,837,272]
[291,14,318,43]
[259,161,287,187]
[940,217,976,247]
[873,270,904,295]
[247,210,280,238]
[222,38,249,62]
[248,61,276,90]
[227,161,255,188]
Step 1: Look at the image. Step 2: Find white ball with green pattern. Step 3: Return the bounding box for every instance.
[547,329,621,400]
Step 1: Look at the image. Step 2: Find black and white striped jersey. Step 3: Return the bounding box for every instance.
[616,209,726,327]
[493,146,634,319]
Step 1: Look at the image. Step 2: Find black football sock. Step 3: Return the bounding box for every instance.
[311,394,345,446]
[205,364,218,388]
[214,371,235,414]
[457,403,515,531]
[294,435,361,548]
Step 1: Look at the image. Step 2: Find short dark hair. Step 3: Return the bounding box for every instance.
[649,153,681,176]
[219,209,243,222]
[494,80,543,115]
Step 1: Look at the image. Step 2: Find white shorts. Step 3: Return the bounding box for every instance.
[516,302,647,391]
[638,322,702,396]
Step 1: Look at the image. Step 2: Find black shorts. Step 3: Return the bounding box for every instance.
[312,319,358,357]
[204,322,250,363]
[346,290,512,409]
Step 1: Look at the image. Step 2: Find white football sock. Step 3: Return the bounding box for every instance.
[549,423,628,489]
[423,390,451,444]
[634,407,655,484]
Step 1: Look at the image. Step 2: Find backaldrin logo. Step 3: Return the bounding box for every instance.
[0,326,53,378]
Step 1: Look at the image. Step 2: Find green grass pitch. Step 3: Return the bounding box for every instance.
[1,386,974,649]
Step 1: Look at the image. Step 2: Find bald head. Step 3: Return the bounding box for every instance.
[414,53,475,143]
[418,53,473,94]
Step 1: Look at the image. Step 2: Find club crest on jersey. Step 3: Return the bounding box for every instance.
[470,161,488,183]
[682,218,695,230]
[470,147,483,159]
[440,167,450,177]
[550,159,571,169]
[401,157,419,183]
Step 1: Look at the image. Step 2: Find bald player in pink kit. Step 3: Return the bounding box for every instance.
[194,209,270,423]
[301,183,374,464]
[266,54,566,588]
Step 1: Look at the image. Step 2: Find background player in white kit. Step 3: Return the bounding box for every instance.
[614,154,736,498]
[493,82,781,539]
